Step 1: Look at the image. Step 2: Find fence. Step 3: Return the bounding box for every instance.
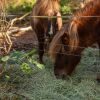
[0,14,100,53]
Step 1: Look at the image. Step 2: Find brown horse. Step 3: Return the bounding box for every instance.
[49,0,100,78]
[31,0,62,63]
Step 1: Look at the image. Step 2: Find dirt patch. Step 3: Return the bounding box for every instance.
[11,29,38,51]
[0,29,38,53]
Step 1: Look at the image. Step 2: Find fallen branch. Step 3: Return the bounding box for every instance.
[0,11,31,54]
[7,26,32,35]
[10,12,30,27]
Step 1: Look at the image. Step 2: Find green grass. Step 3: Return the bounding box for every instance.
[7,0,35,14]
[0,48,100,100]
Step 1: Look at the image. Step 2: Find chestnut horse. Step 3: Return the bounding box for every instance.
[49,0,100,78]
[31,0,62,63]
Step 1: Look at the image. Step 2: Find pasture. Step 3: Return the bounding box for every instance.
[0,48,100,100]
[0,0,100,100]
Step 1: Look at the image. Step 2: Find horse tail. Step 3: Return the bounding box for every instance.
[68,20,79,51]
[49,24,67,62]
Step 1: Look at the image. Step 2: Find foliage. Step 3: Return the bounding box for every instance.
[7,0,35,13]
[60,0,72,14]
[61,5,72,15]
[0,49,44,83]
[7,0,80,14]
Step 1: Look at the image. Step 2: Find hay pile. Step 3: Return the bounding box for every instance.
[0,48,100,100]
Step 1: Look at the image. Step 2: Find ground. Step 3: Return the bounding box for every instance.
[0,47,100,100]
[11,29,38,51]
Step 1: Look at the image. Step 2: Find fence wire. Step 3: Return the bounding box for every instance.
[33,41,100,73]
[1,14,100,18]
[0,14,100,57]
[31,40,99,57]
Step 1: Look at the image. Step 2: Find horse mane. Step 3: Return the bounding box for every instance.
[49,0,100,61]
[31,0,60,32]
[32,0,60,16]
[49,24,68,61]
[69,0,100,51]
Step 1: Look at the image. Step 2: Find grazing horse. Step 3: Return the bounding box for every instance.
[49,0,100,78]
[31,0,62,63]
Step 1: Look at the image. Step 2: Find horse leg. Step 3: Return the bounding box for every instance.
[37,34,45,64]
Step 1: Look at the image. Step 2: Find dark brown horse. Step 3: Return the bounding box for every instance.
[49,0,100,78]
[31,0,62,63]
